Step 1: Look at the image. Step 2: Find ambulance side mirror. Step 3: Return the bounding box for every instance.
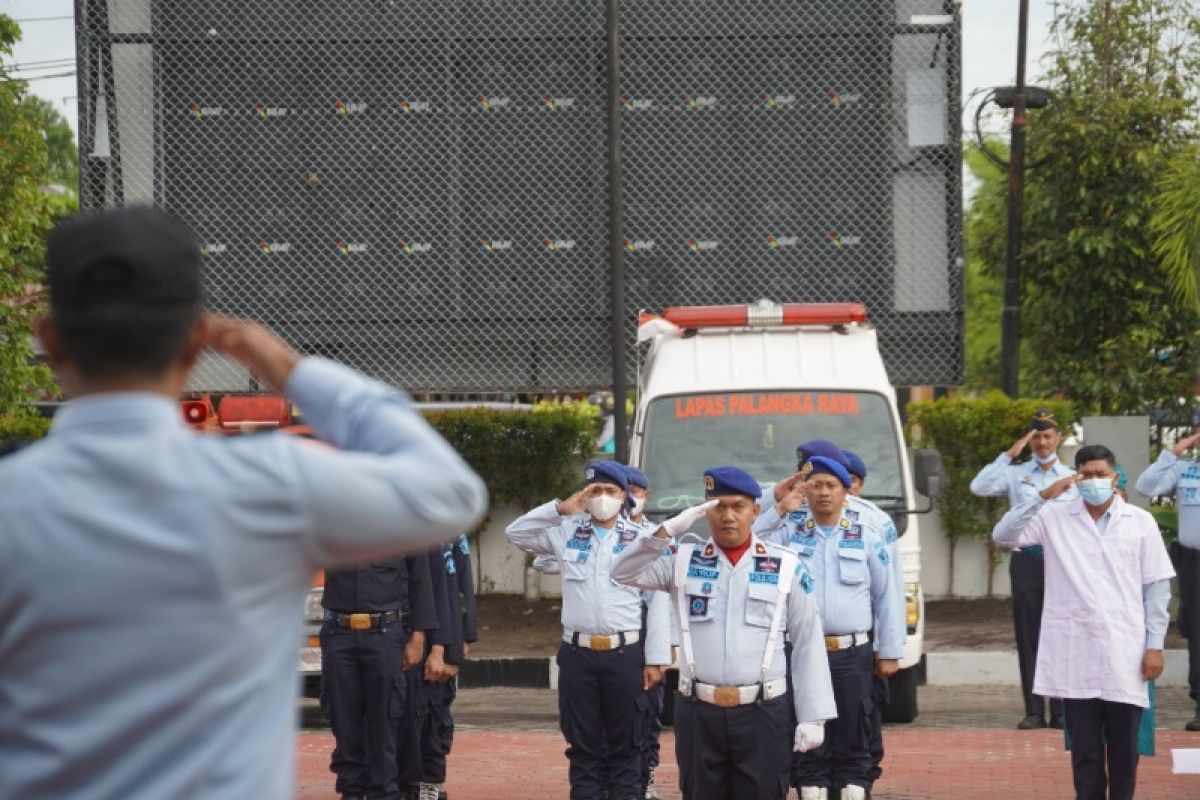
[914,449,944,498]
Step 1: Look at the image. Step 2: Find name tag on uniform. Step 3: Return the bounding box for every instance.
[687,565,718,580]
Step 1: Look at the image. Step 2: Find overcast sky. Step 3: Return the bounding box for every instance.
[4,0,1060,136]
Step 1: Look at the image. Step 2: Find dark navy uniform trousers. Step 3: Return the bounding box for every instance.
[1171,541,1200,712]
[674,691,793,800]
[1063,698,1142,800]
[792,641,875,790]
[557,640,645,800]
[1011,549,1063,721]
[321,620,410,798]
[641,681,665,792]
[397,671,457,787]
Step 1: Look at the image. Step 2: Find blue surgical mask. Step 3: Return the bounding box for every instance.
[1078,477,1114,506]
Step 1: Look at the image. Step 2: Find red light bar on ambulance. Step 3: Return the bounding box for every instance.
[659,301,868,329]
[216,395,291,429]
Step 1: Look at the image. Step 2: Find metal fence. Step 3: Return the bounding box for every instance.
[76,0,962,392]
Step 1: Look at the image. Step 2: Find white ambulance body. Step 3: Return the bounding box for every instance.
[629,301,933,721]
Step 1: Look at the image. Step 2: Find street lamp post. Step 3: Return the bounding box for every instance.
[1000,0,1031,399]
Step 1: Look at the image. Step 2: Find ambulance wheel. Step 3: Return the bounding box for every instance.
[883,664,919,723]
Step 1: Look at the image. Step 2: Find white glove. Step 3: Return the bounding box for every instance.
[661,499,718,538]
[794,722,825,753]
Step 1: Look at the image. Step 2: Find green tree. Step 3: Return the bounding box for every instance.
[18,95,79,193]
[1150,142,1200,313]
[0,16,58,416]
[963,141,1009,393]
[1018,0,1200,414]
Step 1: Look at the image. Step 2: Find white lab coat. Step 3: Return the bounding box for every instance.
[993,495,1175,707]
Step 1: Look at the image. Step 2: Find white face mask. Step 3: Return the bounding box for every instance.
[587,494,623,521]
[630,497,646,516]
[1033,453,1058,465]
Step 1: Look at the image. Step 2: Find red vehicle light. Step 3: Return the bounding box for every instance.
[217,395,290,429]
[660,302,868,328]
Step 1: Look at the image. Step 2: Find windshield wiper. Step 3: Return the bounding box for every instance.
[863,494,905,507]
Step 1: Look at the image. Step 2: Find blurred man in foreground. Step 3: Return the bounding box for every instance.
[0,207,488,799]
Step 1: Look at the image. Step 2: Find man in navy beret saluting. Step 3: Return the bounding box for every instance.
[612,465,836,800]
[506,460,672,800]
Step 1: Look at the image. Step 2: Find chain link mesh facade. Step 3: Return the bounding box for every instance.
[76,0,961,392]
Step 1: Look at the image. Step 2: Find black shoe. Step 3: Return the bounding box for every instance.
[1049,714,1064,730]
[1186,715,1200,731]
[1018,714,1047,729]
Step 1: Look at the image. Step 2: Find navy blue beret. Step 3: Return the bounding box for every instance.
[623,465,650,490]
[806,455,851,488]
[585,460,629,491]
[842,450,867,480]
[703,465,761,500]
[796,439,850,469]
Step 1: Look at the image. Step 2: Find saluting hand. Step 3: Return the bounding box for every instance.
[659,499,719,539]
[1172,430,1200,457]
[773,471,806,503]
[776,481,807,515]
[1006,430,1035,461]
[1039,474,1079,502]
[556,485,598,516]
[200,314,302,392]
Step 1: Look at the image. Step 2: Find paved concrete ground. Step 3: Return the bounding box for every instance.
[297,685,1200,798]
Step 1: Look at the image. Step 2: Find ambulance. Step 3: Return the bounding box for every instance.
[630,300,943,722]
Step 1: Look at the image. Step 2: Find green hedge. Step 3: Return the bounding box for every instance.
[906,392,1076,595]
[0,414,50,443]
[425,406,596,510]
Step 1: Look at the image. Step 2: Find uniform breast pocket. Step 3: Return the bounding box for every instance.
[561,549,590,581]
[837,546,868,585]
[744,578,778,628]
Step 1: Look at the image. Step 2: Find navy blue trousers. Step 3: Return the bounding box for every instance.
[320,620,409,799]
[792,642,875,790]
[674,692,792,800]
[1011,550,1063,721]
[1062,698,1142,800]
[556,640,645,800]
[866,673,888,786]
[1171,541,1200,710]
[641,681,665,790]
[396,663,456,789]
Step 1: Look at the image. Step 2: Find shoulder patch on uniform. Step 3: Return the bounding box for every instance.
[875,540,890,565]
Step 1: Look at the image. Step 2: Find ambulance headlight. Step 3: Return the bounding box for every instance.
[304,588,325,622]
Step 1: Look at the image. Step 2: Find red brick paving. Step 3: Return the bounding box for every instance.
[296,728,1200,799]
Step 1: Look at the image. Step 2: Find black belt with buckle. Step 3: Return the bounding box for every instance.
[326,609,404,630]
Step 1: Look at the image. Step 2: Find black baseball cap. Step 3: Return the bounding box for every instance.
[47,206,202,314]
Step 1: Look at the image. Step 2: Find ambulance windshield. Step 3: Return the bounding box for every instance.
[639,390,904,516]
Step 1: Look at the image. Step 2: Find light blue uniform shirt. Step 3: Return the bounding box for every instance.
[0,357,488,800]
[611,533,837,725]
[753,504,906,659]
[506,503,671,664]
[1136,450,1200,549]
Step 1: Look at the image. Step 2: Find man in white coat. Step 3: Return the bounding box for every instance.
[993,444,1174,800]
